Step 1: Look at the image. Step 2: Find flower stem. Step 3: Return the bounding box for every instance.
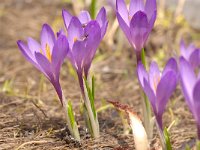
[137,48,154,139]
[62,92,80,141]
[82,76,99,138]
[90,0,97,19]
[155,121,166,150]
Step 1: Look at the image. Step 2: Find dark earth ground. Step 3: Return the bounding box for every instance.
[0,0,200,149]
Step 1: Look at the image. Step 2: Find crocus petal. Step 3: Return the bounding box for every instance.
[116,0,129,25]
[68,17,84,49]
[144,0,157,21]
[130,11,148,51]
[180,40,196,61]
[57,29,65,37]
[193,79,200,122]
[27,37,41,55]
[96,7,108,37]
[137,62,148,88]
[71,40,86,72]
[17,40,40,70]
[52,80,63,105]
[84,21,101,76]
[116,12,131,43]
[52,35,69,79]
[156,71,177,116]
[129,0,144,18]
[189,49,200,69]
[35,52,54,81]
[143,79,156,112]
[78,11,91,24]
[62,9,73,29]
[40,24,56,54]
[96,7,106,27]
[149,61,160,93]
[162,57,177,76]
[147,10,156,35]
[180,40,188,59]
[179,57,196,109]
[84,21,101,61]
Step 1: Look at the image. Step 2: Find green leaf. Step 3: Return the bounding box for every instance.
[164,127,172,150]
[67,100,75,128]
[83,77,97,119]
[90,0,97,19]
[92,76,95,101]
[185,144,191,150]
[141,48,147,68]
[196,141,200,150]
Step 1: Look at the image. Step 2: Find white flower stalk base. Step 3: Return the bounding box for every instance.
[83,77,99,138]
[129,113,149,150]
[62,93,80,141]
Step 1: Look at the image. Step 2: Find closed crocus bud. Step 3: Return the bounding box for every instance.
[180,40,200,69]
[116,0,157,56]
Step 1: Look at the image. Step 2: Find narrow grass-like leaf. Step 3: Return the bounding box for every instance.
[83,77,97,119]
[164,127,172,150]
[67,100,75,128]
[84,104,93,135]
[92,76,95,101]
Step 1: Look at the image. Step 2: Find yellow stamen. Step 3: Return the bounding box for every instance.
[74,37,77,42]
[46,44,51,62]
[40,49,43,54]
[153,75,161,92]
[128,15,132,21]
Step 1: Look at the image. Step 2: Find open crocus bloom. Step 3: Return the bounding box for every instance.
[179,57,200,139]
[17,24,69,104]
[62,8,108,91]
[180,40,200,69]
[116,0,157,52]
[137,58,178,130]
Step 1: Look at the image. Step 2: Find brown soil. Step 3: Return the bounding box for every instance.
[0,0,199,150]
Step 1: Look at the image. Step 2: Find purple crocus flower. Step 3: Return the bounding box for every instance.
[180,40,200,69]
[116,0,157,56]
[62,7,108,39]
[62,8,108,91]
[17,24,69,104]
[179,57,200,139]
[137,58,178,130]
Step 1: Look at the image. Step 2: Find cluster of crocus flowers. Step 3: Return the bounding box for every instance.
[116,0,157,59]
[179,57,200,139]
[15,0,200,148]
[17,7,108,140]
[17,2,108,140]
